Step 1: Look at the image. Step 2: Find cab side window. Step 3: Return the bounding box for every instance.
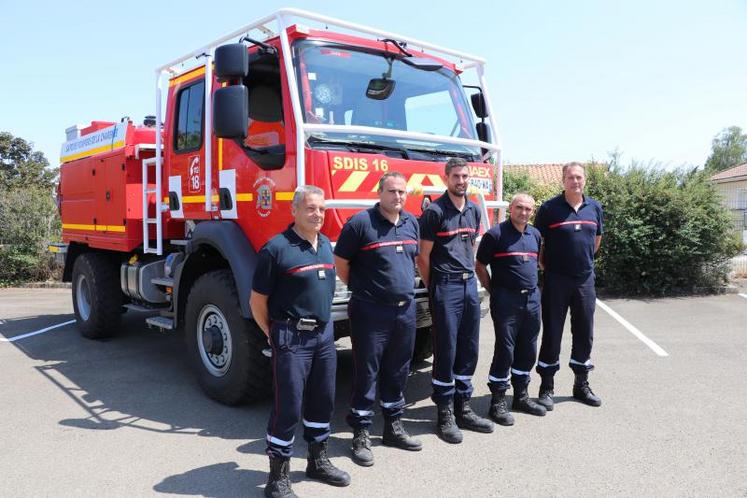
[174,81,205,152]
[241,52,285,169]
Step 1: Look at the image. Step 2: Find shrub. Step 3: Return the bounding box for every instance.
[0,185,60,284]
[586,163,742,295]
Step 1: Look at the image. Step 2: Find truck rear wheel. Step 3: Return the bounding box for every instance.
[184,269,271,405]
[71,253,122,339]
[412,326,434,365]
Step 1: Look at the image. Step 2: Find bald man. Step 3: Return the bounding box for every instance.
[476,193,547,426]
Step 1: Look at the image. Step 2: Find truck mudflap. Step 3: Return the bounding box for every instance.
[47,243,68,266]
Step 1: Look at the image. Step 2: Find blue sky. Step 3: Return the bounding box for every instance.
[2,0,745,169]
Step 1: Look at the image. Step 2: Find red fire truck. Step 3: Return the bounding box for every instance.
[53,9,506,405]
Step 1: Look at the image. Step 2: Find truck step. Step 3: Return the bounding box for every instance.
[151,277,175,287]
[124,303,157,312]
[169,239,189,246]
[145,316,174,330]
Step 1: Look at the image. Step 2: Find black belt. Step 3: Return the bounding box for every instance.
[273,317,325,332]
[432,271,474,282]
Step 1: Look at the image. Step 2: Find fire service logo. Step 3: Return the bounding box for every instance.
[188,156,201,193]
[254,177,276,218]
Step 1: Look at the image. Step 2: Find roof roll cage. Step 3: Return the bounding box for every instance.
[153,8,503,214]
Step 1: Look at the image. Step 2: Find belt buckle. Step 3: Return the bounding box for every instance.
[296,318,317,331]
[462,272,469,280]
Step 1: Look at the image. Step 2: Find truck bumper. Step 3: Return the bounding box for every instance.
[331,284,489,337]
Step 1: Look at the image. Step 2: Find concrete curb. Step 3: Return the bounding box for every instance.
[10,282,72,289]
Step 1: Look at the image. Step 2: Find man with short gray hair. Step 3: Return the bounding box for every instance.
[251,185,350,497]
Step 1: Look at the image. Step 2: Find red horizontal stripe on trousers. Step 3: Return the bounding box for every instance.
[436,227,477,237]
[493,252,538,258]
[360,240,418,251]
[548,220,597,229]
[286,263,334,274]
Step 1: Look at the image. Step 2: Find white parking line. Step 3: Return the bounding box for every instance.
[596,299,669,357]
[0,320,76,343]
[738,293,747,300]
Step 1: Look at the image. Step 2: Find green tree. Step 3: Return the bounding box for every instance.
[0,132,60,284]
[0,131,58,189]
[704,126,747,174]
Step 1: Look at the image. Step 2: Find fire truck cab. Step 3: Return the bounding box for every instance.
[55,9,506,405]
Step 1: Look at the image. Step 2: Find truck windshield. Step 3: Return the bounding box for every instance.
[294,41,480,160]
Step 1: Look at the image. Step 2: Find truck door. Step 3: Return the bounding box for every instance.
[168,77,209,220]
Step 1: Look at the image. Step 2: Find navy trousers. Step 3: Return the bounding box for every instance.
[429,273,480,405]
[347,297,416,429]
[537,271,596,377]
[266,320,336,458]
[488,286,541,391]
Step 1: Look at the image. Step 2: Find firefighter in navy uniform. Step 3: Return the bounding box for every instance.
[250,185,350,498]
[334,172,423,467]
[476,193,547,426]
[534,162,604,410]
[417,157,494,444]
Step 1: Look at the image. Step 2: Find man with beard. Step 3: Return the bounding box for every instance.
[418,157,495,444]
[335,172,423,467]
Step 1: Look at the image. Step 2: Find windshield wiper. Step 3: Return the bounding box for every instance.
[307,136,410,159]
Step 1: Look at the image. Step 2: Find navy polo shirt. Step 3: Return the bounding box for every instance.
[534,194,604,278]
[476,220,541,290]
[420,194,481,274]
[334,204,419,304]
[252,227,336,323]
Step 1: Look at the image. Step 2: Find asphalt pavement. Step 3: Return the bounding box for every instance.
[1,287,746,497]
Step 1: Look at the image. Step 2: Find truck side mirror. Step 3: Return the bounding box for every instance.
[471,92,488,118]
[215,44,249,81]
[214,86,248,139]
[476,122,490,143]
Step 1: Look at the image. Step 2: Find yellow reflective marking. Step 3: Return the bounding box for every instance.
[47,245,60,253]
[275,192,294,201]
[182,195,220,203]
[60,140,126,163]
[218,138,223,170]
[236,193,254,201]
[62,223,126,233]
[338,171,369,192]
[406,173,446,190]
[169,66,206,87]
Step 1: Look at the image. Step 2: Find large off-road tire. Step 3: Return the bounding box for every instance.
[412,325,434,365]
[71,253,123,339]
[184,269,271,405]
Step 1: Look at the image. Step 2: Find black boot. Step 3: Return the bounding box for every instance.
[306,440,351,487]
[488,389,514,426]
[455,398,494,433]
[512,382,547,416]
[537,376,555,411]
[383,416,423,451]
[573,371,602,407]
[351,427,374,467]
[265,456,296,498]
[436,401,463,444]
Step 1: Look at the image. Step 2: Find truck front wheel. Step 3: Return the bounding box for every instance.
[71,252,122,339]
[184,269,271,405]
